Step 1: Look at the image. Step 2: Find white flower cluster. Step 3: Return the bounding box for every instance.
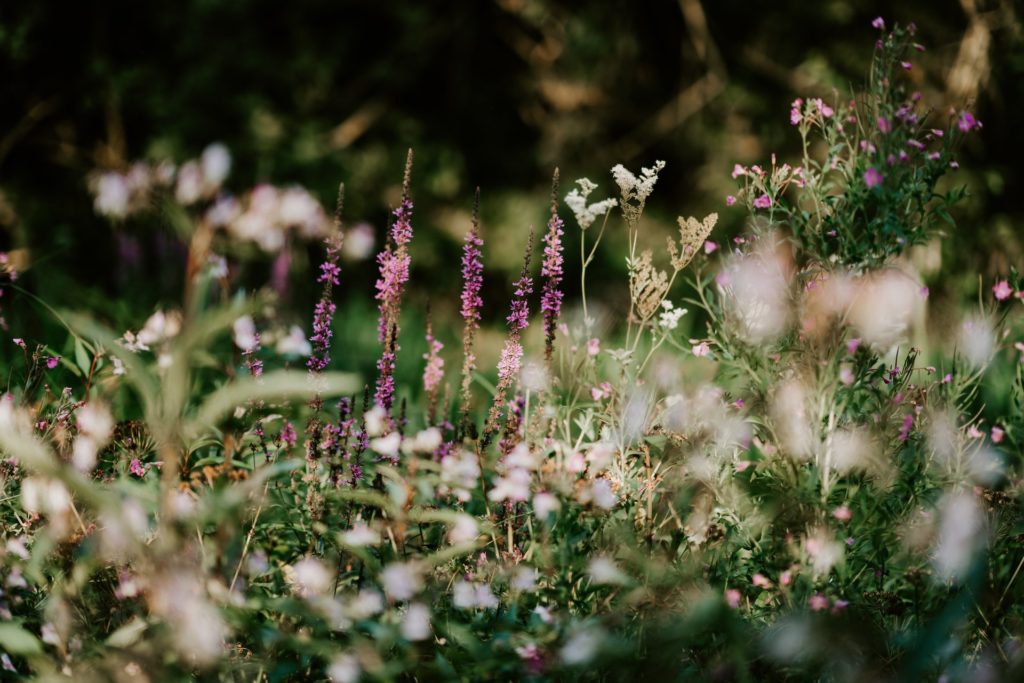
[658,299,688,329]
[206,184,329,252]
[91,143,230,219]
[488,443,537,503]
[564,178,618,230]
[610,160,665,205]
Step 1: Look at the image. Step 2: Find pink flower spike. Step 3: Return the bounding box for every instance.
[753,194,772,209]
[725,195,736,206]
[704,240,719,255]
[46,356,60,369]
[993,280,1013,301]
[871,16,885,30]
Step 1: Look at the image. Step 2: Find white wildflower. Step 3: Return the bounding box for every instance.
[275,325,312,357]
[565,178,618,230]
[380,562,422,601]
[232,315,259,352]
[400,603,432,641]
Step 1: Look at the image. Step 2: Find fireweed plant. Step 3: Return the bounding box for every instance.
[1,19,1023,682]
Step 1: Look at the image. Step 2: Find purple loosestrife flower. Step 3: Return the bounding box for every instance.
[422,318,444,423]
[307,184,345,374]
[374,150,415,343]
[753,194,772,209]
[458,190,485,433]
[374,324,398,412]
[482,230,534,447]
[540,170,564,365]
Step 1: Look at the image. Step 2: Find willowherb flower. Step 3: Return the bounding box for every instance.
[540,170,564,363]
[373,324,398,412]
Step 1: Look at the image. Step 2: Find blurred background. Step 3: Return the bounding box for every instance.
[0,0,1021,399]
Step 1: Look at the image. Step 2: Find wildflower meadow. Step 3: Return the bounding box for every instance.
[1,10,1023,683]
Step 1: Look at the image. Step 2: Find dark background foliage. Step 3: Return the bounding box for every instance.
[0,0,1020,362]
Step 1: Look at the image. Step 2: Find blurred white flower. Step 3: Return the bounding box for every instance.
[380,562,422,601]
[448,514,479,545]
[200,143,231,188]
[512,566,538,591]
[452,580,498,610]
[175,160,204,205]
[401,603,432,641]
[276,325,312,357]
[848,270,920,349]
[232,315,259,352]
[93,172,130,218]
[720,248,792,344]
[20,477,71,517]
[933,492,986,582]
[342,223,376,261]
[288,557,333,597]
[959,317,995,369]
[533,492,561,520]
[560,626,604,665]
[370,432,401,459]
[347,589,384,619]
[587,556,627,585]
[578,479,617,510]
[771,380,815,460]
[341,523,379,547]
[488,468,532,503]
[365,406,388,437]
[328,653,361,683]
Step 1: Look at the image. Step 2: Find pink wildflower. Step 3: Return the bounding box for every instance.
[991,426,1004,444]
[129,458,145,477]
[46,356,60,370]
[704,240,718,254]
[731,164,746,179]
[725,589,742,609]
[753,194,771,209]
[871,16,885,30]
[863,167,883,188]
[725,195,736,206]
[958,111,978,132]
[587,338,600,356]
[540,171,565,363]
[809,594,830,611]
[833,505,852,522]
[877,116,891,133]
[992,280,1013,301]
[846,338,862,354]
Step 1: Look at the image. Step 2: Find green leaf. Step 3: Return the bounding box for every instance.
[0,622,43,656]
